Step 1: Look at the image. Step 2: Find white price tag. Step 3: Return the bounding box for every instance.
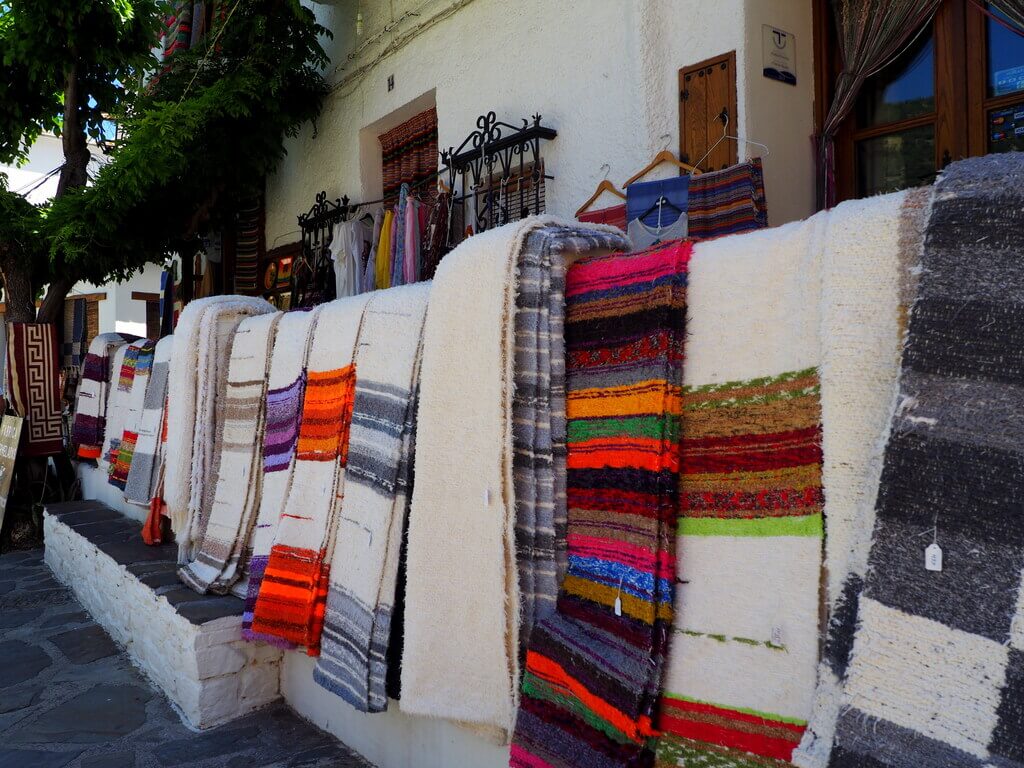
[771,626,784,646]
[483,488,491,506]
[614,596,622,617]
[925,543,943,572]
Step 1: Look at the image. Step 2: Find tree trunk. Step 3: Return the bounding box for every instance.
[56,58,90,199]
[36,273,76,324]
[0,258,36,324]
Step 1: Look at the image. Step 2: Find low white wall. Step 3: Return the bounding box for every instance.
[77,462,149,524]
[282,653,508,768]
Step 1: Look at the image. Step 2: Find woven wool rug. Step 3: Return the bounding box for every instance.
[72,333,138,460]
[125,335,175,506]
[99,344,132,478]
[178,313,281,594]
[6,323,63,457]
[793,188,929,768]
[107,340,156,491]
[314,282,429,712]
[251,294,371,652]
[241,308,320,645]
[820,155,1024,768]
[62,297,88,370]
[513,225,631,654]
[165,295,274,562]
[510,240,689,768]
[653,215,827,768]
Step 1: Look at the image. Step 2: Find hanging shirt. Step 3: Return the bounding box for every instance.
[330,219,372,298]
[363,209,384,293]
[392,184,410,287]
[404,198,422,285]
[376,209,393,290]
[625,175,690,228]
[578,204,628,231]
[627,212,689,250]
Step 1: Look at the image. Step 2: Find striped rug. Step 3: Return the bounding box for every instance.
[178,313,281,594]
[314,283,429,711]
[72,333,138,460]
[6,323,63,457]
[654,214,828,768]
[511,239,690,767]
[251,295,371,652]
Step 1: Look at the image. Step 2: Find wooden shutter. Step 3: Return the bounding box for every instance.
[679,52,739,172]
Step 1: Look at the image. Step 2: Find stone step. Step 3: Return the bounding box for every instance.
[44,501,283,729]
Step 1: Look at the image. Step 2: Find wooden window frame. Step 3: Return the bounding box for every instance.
[813,0,1018,203]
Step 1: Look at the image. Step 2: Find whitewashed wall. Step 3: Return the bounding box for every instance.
[269,2,817,764]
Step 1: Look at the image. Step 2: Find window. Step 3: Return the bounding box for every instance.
[818,0,1024,202]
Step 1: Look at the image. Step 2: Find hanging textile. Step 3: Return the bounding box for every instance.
[107,340,157,491]
[159,268,176,337]
[513,225,631,654]
[234,198,264,295]
[511,240,690,767]
[796,189,930,767]
[816,154,1024,768]
[314,283,430,712]
[577,204,628,231]
[241,309,320,644]
[164,295,275,563]
[421,191,462,281]
[99,344,132,478]
[391,184,410,287]
[251,294,370,653]
[125,336,175,507]
[687,158,768,239]
[179,313,280,594]
[819,0,942,207]
[6,323,63,457]
[62,298,88,370]
[379,107,439,203]
[402,218,621,742]
[653,216,827,768]
[375,209,394,290]
[72,333,138,459]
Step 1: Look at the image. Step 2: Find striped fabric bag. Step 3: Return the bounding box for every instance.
[654,215,828,767]
[511,240,690,767]
[314,283,429,711]
[178,313,281,594]
[251,295,370,652]
[125,336,174,506]
[241,308,320,645]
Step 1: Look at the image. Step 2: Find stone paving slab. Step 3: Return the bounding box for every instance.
[0,549,373,768]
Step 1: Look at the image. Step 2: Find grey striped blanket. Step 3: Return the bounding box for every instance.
[124,335,174,505]
[314,282,429,712]
[513,225,630,651]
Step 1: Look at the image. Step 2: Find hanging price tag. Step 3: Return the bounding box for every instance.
[614,596,622,617]
[925,543,943,572]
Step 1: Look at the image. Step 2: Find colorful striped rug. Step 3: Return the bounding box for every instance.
[125,335,175,507]
[107,340,156,491]
[314,283,429,712]
[511,239,690,767]
[72,333,138,460]
[654,214,827,768]
[251,294,371,652]
[241,308,320,645]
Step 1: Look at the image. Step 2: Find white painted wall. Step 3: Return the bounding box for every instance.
[270,2,816,764]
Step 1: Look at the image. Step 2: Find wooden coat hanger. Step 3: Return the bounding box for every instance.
[575,174,626,218]
[623,145,702,188]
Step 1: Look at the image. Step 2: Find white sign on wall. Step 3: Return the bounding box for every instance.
[763,25,797,86]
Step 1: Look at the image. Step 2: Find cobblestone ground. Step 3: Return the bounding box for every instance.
[0,549,374,768]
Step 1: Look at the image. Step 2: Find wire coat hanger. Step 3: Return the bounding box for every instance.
[693,109,770,171]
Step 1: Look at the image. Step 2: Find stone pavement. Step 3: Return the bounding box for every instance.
[0,549,374,768]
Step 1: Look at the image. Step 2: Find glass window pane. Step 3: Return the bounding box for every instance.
[989,102,1024,152]
[856,31,935,128]
[988,6,1024,97]
[856,124,936,197]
